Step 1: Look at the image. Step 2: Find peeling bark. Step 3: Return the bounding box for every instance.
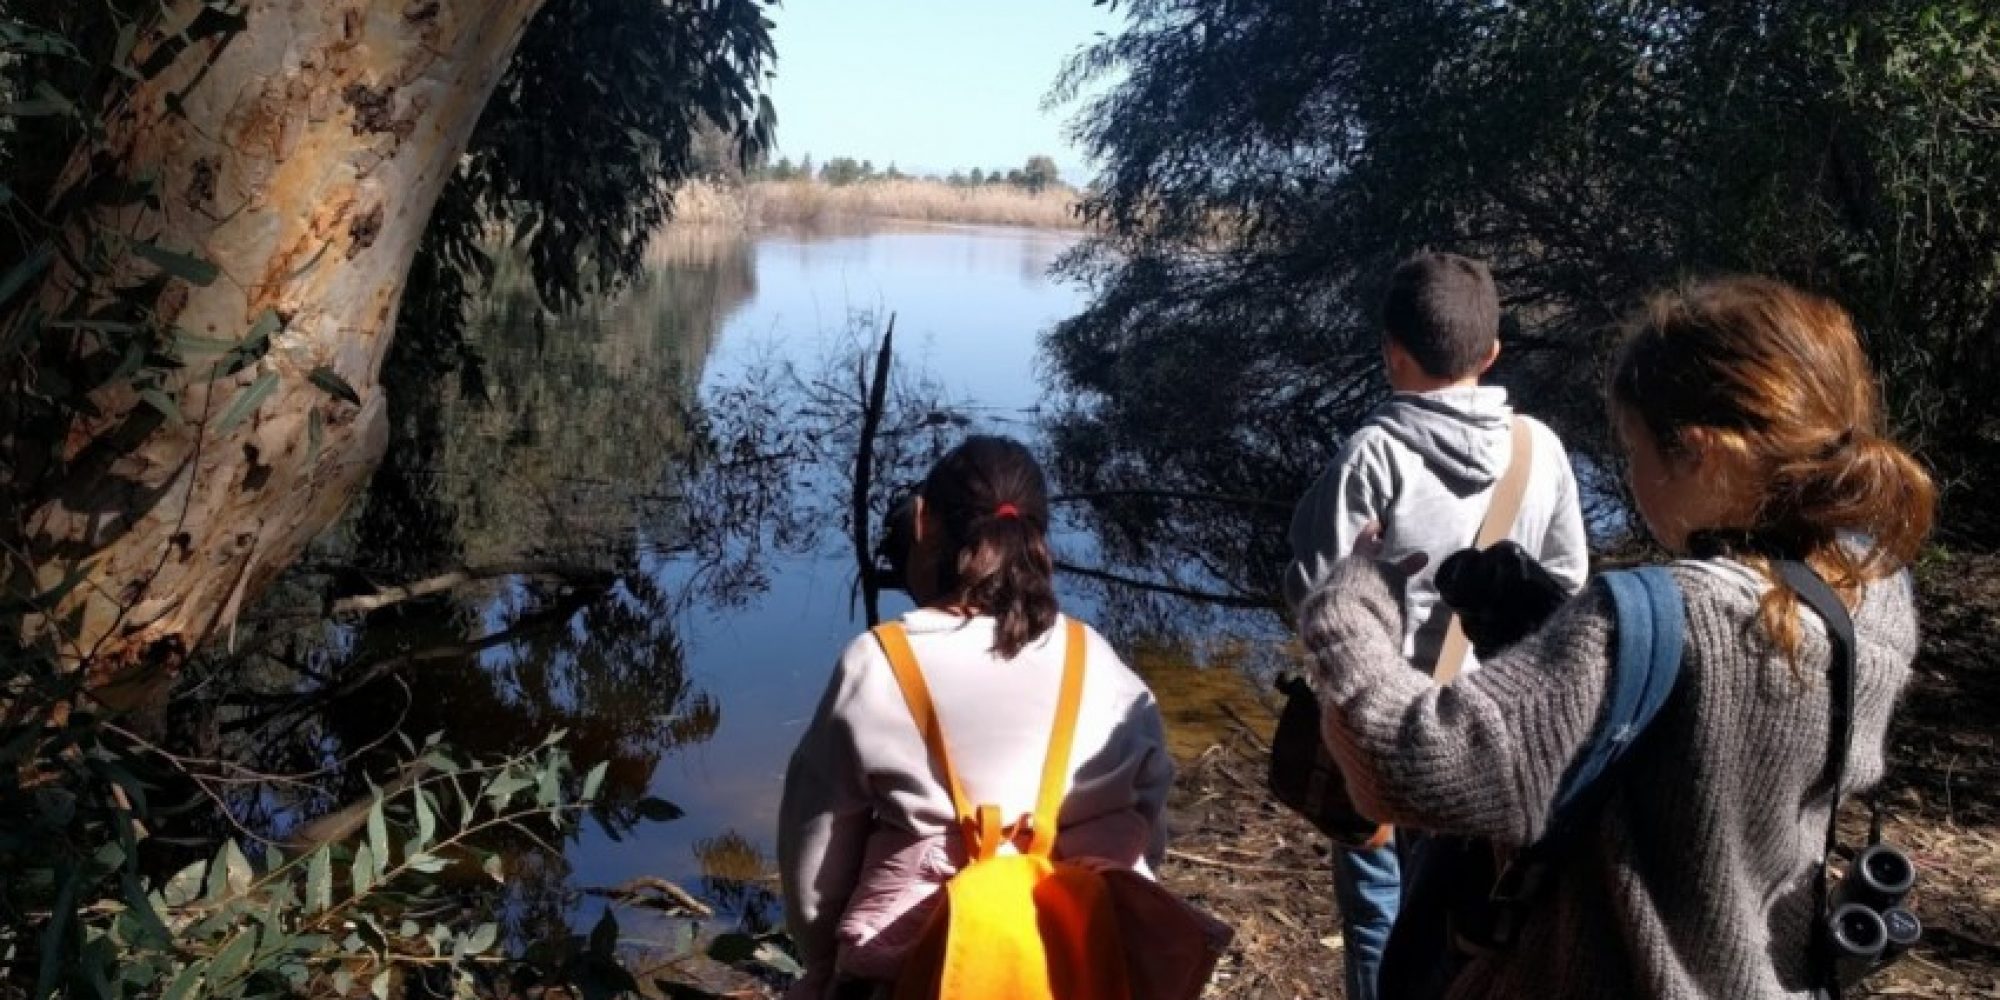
[14,0,547,689]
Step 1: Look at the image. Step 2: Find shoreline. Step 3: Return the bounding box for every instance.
[670,177,1088,233]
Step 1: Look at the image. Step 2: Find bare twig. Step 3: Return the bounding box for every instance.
[1054,560,1274,610]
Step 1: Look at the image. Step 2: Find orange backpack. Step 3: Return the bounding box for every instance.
[871,618,1136,1000]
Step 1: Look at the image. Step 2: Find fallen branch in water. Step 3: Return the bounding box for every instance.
[585,876,715,918]
[328,561,614,617]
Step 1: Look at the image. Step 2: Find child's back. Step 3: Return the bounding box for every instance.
[1283,253,1587,664]
[1284,386,1587,666]
[1281,252,1588,1000]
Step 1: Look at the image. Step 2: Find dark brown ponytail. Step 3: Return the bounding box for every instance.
[920,436,1059,658]
[1610,277,1936,657]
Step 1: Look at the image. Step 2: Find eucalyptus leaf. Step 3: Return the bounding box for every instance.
[367,792,389,871]
[415,788,438,850]
[140,388,183,424]
[209,926,256,987]
[214,370,278,433]
[351,842,375,896]
[163,860,205,907]
[581,760,609,803]
[0,243,52,309]
[372,969,392,1000]
[306,848,332,913]
[463,921,498,955]
[132,240,220,286]
[308,366,362,406]
[161,960,206,1000]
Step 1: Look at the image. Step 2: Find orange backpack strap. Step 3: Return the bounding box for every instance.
[874,623,974,829]
[1026,618,1089,859]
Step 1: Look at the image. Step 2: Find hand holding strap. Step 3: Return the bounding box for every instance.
[1434,418,1534,684]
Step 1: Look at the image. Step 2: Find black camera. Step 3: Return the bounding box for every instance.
[1823,843,1921,989]
[870,490,920,594]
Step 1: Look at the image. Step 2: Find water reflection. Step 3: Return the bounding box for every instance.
[168,221,1286,972]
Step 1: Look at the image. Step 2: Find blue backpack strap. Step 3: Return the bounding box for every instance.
[1551,567,1685,817]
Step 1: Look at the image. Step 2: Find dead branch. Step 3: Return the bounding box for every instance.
[328,561,614,617]
[853,315,896,626]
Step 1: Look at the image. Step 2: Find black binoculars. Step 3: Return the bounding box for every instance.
[1823,843,1921,988]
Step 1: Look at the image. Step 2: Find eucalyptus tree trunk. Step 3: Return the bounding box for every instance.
[12,0,545,696]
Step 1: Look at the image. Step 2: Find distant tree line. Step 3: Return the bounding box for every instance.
[756,154,1065,193]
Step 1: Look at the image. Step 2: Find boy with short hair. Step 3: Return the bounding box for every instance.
[1282,251,1588,1000]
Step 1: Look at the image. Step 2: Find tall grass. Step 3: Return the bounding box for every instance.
[669,178,1085,231]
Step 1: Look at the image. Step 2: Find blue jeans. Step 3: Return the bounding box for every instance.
[1334,842,1402,1000]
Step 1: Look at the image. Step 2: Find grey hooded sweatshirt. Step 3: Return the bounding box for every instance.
[1283,387,1589,670]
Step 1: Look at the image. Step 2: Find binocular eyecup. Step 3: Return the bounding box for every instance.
[1824,844,1921,988]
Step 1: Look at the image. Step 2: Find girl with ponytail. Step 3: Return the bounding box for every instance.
[778,436,1175,998]
[1299,277,1934,998]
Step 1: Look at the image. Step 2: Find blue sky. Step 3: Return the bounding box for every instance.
[764,0,1121,182]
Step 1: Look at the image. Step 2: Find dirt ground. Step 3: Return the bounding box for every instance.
[1156,553,2000,999]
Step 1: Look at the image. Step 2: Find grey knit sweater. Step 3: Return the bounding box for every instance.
[1300,556,1918,999]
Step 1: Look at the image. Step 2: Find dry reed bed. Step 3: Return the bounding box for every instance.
[670,178,1084,231]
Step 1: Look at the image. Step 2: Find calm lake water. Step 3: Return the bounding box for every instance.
[220,221,1285,952]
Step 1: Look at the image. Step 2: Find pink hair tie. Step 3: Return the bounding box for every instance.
[994,503,1021,519]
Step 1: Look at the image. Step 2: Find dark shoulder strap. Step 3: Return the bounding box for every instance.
[1775,561,1860,998]
[1551,567,1686,816]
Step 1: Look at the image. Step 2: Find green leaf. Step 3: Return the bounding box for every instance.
[222,839,253,895]
[414,788,438,851]
[536,762,561,809]
[132,240,220,286]
[0,242,52,309]
[173,330,238,356]
[367,791,390,870]
[634,797,685,823]
[241,308,282,353]
[403,852,447,874]
[161,960,206,1000]
[753,940,806,977]
[581,760,609,803]
[588,908,618,959]
[35,869,77,999]
[371,969,392,1000]
[308,366,362,406]
[214,370,278,433]
[209,927,257,987]
[307,848,332,913]
[463,922,498,955]
[111,22,139,79]
[163,860,205,907]
[332,968,353,995]
[140,388,184,424]
[352,842,375,897]
[484,773,532,803]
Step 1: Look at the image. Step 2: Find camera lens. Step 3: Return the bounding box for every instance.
[1853,844,1917,910]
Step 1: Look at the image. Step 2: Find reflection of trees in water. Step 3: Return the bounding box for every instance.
[156,227,966,924]
[166,232,758,864]
[694,831,781,935]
